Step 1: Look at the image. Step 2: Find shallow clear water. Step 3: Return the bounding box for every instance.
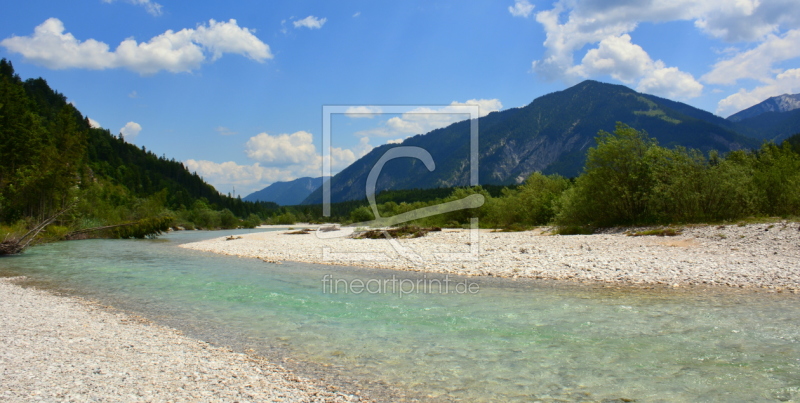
[1,229,799,402]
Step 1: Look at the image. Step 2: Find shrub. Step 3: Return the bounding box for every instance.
[350,206,375,223]
[555,123,657,227]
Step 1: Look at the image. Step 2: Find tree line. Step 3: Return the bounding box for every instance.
[0,59,279,244]
[327,124,800,231]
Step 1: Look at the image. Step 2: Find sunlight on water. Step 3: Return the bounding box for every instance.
[1,229,799,402]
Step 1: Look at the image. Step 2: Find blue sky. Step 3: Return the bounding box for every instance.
[2,0,799,196]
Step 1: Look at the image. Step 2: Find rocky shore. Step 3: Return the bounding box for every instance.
[181,222,800,292]
[0,277,360,402]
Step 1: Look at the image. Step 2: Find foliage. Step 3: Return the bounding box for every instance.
[349,206,375,223]
[556,124,800,228]
[556,123,657,227]
[628,228,682,237]
[552,226,594,235]
[486,172,569,227]
[0,59,279,242]
[352,225,440,239]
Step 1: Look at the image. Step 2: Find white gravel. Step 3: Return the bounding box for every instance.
[182,222,800,292]
[0,277,361,402]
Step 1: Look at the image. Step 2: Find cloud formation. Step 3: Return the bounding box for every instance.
[88,118,102,129]
[344,106,383,118]
[246,131,319,165]
[716,68,800,116]
[702,29,800,85]
[356,99,503,138]
[1,18,272,75]
[189,130,373,195]
[509,0,534,18]
[245,130,371,173]
[293,16,327,29]
[530,0,800,102]
[215,126,236,136]
[184,160,293,196]
[103,0,163,17]
[119,121,142,142]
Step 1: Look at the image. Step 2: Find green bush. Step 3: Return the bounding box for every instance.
[350,206,375,223]
[751,142,800,216]
[242,213,262,229]
[488,173,569,228]
[556,123,657,227]
[218,209,238,229]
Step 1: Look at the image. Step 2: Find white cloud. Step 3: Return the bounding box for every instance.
[0,18,117,70]
[293,16,327,30]
[244,130,369,172]
[353,12,361,18]
[352,136,374,159]
[0,18,272,75]
[192,19,272,62]
[189,131,373,195]
[88,118,102,128]
[128,90,138,98]
[692,0,800,42]
[702,29,800,85]
[103,0,163,17]
[246,131,318,165]
[119,121,142,142]
[530,0,800,99]
[716,68,800,116]
[387,138,407,144]
[345,106,383,118]
[570,34,652,83]
[184,160,295,196]
[509,0,535,18]
[568,34,703,99]
[215,126,236,136]
[357,99,502,138]
[636,63,704,99]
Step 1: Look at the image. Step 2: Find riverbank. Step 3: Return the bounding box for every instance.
[0,277,360,402]
[182,222,800,291]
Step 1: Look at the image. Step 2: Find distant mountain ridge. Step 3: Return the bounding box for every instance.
[303,80,760,204]
[728,94,800,122]
[244,177,324,205]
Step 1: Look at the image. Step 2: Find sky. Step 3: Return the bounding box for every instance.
[2,0,799,196]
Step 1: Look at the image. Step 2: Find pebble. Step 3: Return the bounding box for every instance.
[0,277,361,402]
[183,222,800,291]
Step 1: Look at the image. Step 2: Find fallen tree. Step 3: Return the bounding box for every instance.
[0,204,74,256]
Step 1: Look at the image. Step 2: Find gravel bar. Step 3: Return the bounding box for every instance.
[0,277,361,402]
[182,222,800,292]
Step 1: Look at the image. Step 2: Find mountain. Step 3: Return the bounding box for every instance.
[243,177,324,205]
[728,94,800,122]
[731,109,800,143]
[303,80,759,204]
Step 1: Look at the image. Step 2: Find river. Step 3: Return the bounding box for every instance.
[1,228,798,401]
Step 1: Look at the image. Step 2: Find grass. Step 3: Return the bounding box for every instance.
[0,222,28,242]
[553,225,594,235]
[627,227,683,237]
[351,225,441,239]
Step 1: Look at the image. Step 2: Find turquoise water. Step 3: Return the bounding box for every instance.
[1,229,799,402]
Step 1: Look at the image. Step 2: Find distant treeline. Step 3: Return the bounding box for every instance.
[289,124,800,231]
[0,59,279,242]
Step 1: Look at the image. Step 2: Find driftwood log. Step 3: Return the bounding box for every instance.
[0,204,74,256]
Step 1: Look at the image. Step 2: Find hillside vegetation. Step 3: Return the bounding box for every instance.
[0,59,277,247]
[324,125,800,231]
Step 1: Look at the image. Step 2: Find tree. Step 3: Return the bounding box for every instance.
[556,123,657,227]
